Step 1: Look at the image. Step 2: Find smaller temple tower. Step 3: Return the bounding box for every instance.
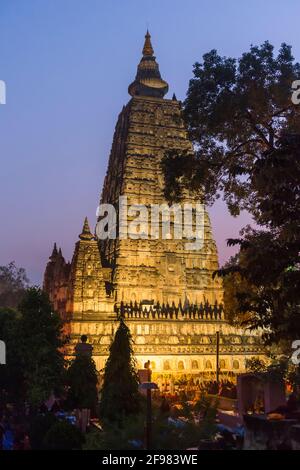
[43,218,114,322]
[43,243,70,318]
[66,217,113,318]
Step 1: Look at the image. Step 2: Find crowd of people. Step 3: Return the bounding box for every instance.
[198,380,237,399]
[0,405,30,450]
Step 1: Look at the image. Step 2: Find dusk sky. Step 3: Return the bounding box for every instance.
[0,0,299,284]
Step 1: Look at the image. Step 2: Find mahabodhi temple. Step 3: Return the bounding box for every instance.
[43,32,264,388]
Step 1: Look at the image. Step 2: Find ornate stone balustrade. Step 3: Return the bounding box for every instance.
[116,300,224,321]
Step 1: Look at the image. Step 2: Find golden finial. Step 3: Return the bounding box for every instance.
[128,30,169,98]
[79,217,94,240]
[142,30,154,56]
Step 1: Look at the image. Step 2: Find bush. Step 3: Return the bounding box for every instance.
[29,413,59,450]
[84,399,218,450]
[43,420,85,450]
[84,414,145,450]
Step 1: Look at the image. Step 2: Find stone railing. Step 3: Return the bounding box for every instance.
[116,300,224,321]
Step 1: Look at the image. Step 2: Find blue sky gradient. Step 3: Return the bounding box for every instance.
[0,0,299,283]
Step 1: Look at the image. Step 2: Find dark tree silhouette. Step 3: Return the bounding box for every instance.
[163,42,300,215]
[18,287,66,407]
[66,354,98,413]
[0,262,29,308]
[219,134,300,343]
[0,287,66,408]
[99,318,140,423]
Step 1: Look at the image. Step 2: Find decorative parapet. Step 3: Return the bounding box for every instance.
[116,300,224,321]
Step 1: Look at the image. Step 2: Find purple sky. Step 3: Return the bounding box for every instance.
[0,0,299,284]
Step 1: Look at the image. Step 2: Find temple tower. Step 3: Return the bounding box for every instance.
[100,31,223,306]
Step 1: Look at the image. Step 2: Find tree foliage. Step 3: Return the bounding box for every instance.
[42,419,85,450]
[0,307,24,403]
[85,399,218,450]
[219,135,300,343]
[163,42,300,344]
[29,412,59,450]
[163,42,300,214]
[66,354,98,411]
[0,262,29,309]
[99,318,140,423]
[18,287,66,406]
[246,354,300,389]
[0,287,66,407]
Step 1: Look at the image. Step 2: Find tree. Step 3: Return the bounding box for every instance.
[218,135,300,343]
[162,42,300,345]
[17,287,66,408]
[0,287,66,408]
[0,307,25,404]
[66,354,98,412]
[0,264,30,403]
[99,318,141,423]
[0,262,29,309]
[163,42,300,214]
[220,255,255,326]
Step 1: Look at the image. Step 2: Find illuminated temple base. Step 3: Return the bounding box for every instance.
[63,311,265,382]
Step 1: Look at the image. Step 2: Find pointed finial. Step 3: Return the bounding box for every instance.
[172,93,177,101]
[79,217,94,241]
[142,30,154,56]
[58,247,62,257]
[128,31,169,98]
[50,242,58,259]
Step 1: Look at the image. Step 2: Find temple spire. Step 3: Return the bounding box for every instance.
[50,242,58,260]
[128,31,169,98]
[79,217,94,241]
[142,30,154,56]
